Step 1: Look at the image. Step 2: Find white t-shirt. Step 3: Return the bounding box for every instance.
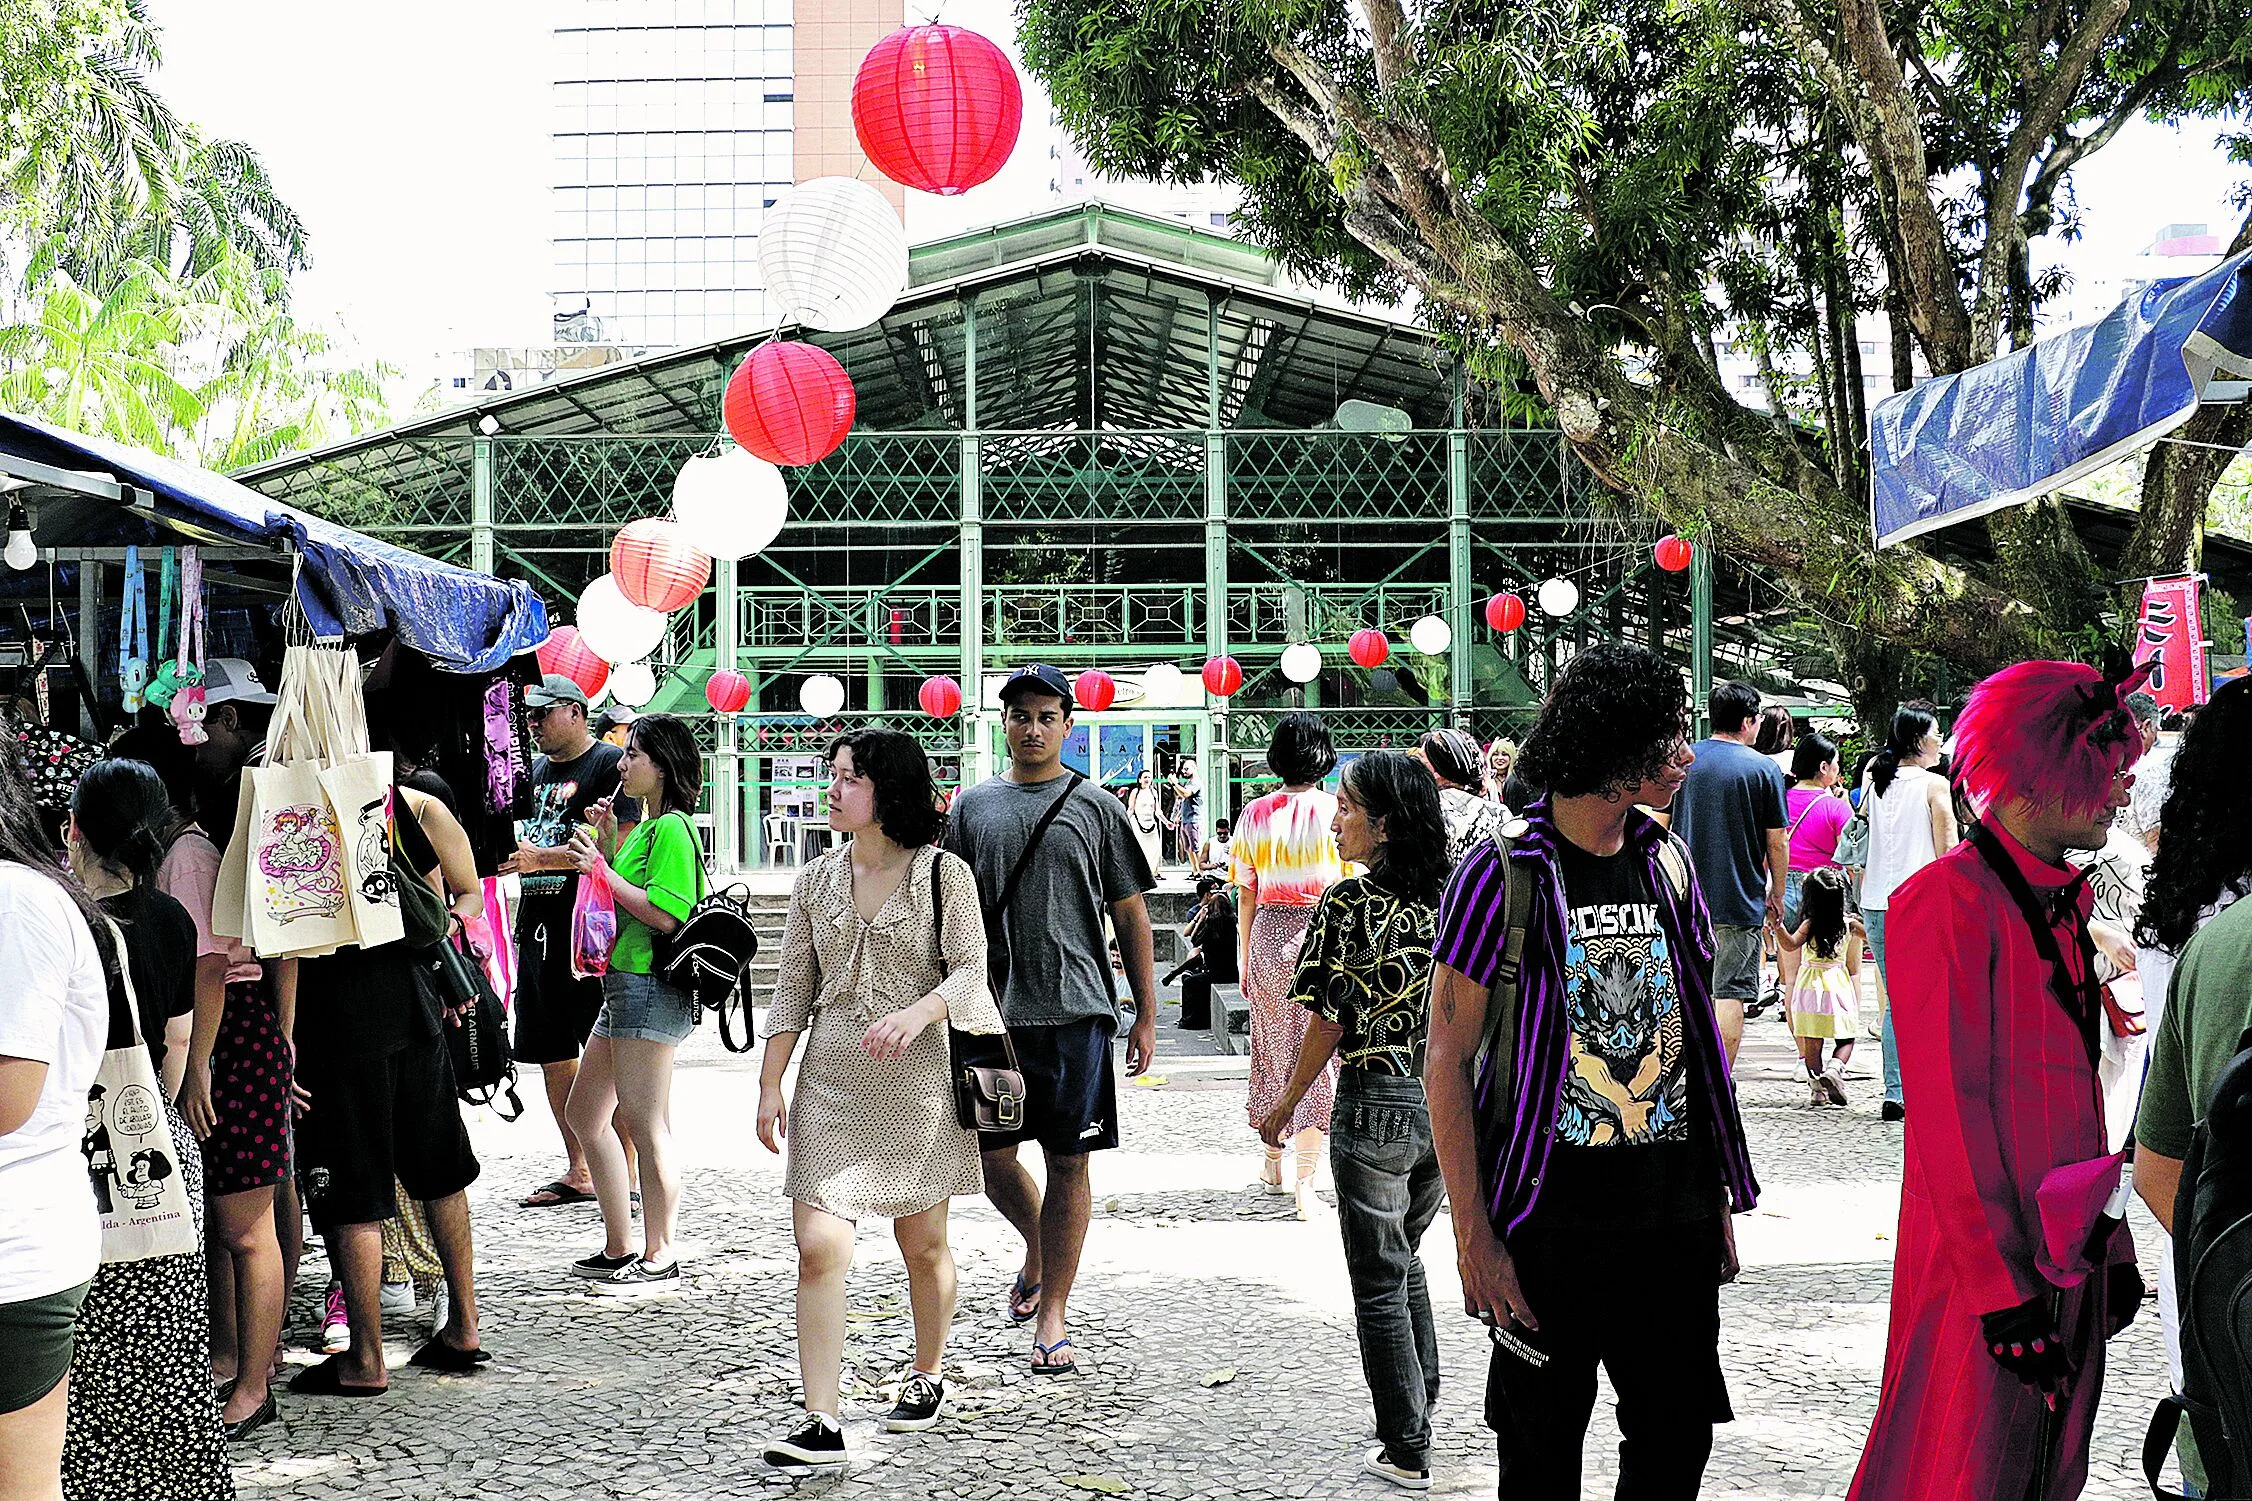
[0,865,109,1304]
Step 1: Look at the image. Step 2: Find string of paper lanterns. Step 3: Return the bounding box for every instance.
[918,675,963,718]
[609,662,657,709]
[574,575,671,667]
[1279,643,1322,684]
[1485,593,1527,632]
[537,626,609,699]
[1074,669,1117,712]
[1201,655,1243,698]
[756,178,910,333]
[610,519,710,612]
[852,25,1024,197]
[800,674,847,719]
[706,669,753,715]
[1349,629,1390,669]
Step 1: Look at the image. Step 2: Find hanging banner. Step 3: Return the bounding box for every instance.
[2132,575,2208,712]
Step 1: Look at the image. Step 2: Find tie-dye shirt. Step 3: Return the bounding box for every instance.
[1230,788,1344,908]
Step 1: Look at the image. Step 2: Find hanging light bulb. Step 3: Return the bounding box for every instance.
[3,501,35,571]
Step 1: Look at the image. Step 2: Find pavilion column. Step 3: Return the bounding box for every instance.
[1448,428,1473,724]
[714,557,740,871]
[1202,292,1227,808]
[960,295,987,784]
[470,434,495,575]
[1691,529,1715,740]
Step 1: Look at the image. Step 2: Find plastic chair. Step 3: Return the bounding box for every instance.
[764,814,797,867]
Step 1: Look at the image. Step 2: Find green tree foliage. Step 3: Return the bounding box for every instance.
[1017,0,2252,709]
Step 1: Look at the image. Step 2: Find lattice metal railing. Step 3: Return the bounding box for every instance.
[981,430,1204,524]
[1226,581,1454,642]
[987,583,1200,648]
[737,586,965,650]
[1227,430,1452,522]
[791,432,961,526]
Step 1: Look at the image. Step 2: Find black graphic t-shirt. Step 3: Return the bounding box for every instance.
[1529,835,1715,1232]
[519,743,628,905]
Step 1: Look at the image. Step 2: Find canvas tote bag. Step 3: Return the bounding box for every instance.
[82,918,198,1263]
[241,647,360,957]
[312,648,403,950]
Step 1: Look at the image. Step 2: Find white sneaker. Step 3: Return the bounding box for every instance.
[379,1279,415,1314]
[1364,1445,1432,1490]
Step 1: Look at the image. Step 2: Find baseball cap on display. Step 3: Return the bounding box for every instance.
[998,663,1074,706]
[524,674,591,709]
[201,658,277,707]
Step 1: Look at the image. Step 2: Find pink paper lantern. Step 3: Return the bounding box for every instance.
[536,626,609,700]
[705,670,752,715]
[852,25,1024,197]
[1654,534,1695,573]
[610,519,712,612]
[1201,655,1243,698]
[918,675,963,718]
[1485,593,1527,633]
[1348,629,1390,670]
[1075,669,1117,712]
[724,342,857,467]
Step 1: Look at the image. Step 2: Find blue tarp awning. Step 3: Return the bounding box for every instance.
[1870,250,2252,548]
[0,415,547,674]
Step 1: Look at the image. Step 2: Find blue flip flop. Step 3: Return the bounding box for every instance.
[1030,1337,1078,1376]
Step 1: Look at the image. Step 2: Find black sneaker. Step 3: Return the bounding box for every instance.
[586,1258,682,1295]
[1880,1099,1906,1123]
[763,1412,846,1468]
[1364,1445,1432,1490]
[883,1371,945,1432]
[570,1251,637,1280]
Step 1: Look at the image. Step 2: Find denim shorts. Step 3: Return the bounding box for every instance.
[595,969,699,1046]
[1782,869,1806,932]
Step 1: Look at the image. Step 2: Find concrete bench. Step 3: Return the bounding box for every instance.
[1207,983,1249,1056]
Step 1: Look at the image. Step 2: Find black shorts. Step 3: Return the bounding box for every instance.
[295,1029,480,1233]
[982,1016,1119,1156]
[514,897,604,1065]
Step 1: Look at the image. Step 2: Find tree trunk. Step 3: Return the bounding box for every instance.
[2120,402,2252,584]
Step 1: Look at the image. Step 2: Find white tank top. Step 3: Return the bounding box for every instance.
[1860,765,1939,910]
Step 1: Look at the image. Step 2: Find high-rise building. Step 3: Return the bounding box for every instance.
[550,0,901,351]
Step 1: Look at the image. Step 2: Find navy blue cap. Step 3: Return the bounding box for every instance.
[999,663,1074,706]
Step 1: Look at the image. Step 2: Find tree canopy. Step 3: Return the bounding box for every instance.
[1018,0,2252,712]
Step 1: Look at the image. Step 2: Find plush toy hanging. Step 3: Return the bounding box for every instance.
[169,547,207,745]
[119,546,149,713]
[145,548,184,709]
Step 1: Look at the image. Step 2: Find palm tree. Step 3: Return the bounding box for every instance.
[0,259,204,448]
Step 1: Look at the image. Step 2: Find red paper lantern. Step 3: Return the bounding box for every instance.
[1485,592,1527,632]
[705,669,752,715]
[1654,534,1695,572]
[1201,655,1243,698]
[610,518,711,612]
[917,675,963,718]
[1348,629,1390,670]
[852,25,1024,197]
[724,342,857,467]
[1074,669,1116,712]
[536,625,609,700]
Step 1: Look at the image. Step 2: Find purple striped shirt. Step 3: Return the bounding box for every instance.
[1433,803,1760,1236]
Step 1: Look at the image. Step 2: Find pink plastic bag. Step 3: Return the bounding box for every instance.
[571,861,617,981]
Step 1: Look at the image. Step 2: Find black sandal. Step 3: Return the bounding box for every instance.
[1007,1273,1042,1324]
[408,1337,492,1373]
[287,1356,388,1397]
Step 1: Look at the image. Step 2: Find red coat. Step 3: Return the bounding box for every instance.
[1848,826,2132,1501]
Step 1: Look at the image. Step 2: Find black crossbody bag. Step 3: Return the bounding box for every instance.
[980,771,1084,999]
[930,854,1026,1135]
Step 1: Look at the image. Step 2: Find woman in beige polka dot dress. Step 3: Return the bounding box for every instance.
[755,729,1003,1467]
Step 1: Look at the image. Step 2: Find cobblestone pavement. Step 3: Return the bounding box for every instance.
[233,1008,2174,1500]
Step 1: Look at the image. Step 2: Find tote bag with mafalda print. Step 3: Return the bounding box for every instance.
[81,920,196,1263]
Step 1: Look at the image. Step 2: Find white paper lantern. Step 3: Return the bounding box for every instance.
[1280,643,1322,683]
[1408,615,1452,655]
[756,177,910,333]
[673,448,790,561]
[1537,577,1580,617]
[576,574,671,665]
[1141,662,1184,703]
[800,673,847,718]
[609,661,657,708]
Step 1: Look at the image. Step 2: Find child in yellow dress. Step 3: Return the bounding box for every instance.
[1769,865,1864,1106]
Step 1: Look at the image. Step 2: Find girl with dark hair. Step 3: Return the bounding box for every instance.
[1856,707,1955,1120]
[60,760,234,1484]
[1770,866,1863,1107]
[754,728,1005,1463]
[0,733,112,1496]
[1232,712,1344,1212]
[1258,750,1448,1486]
[1777,733,1849,998]
[567,712,706,1292]
[1422,727,1502,861]
[1754,704,1796,769]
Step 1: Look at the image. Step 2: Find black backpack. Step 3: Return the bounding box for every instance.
[654,882,761,1052]
[2146,1023,2252,1499]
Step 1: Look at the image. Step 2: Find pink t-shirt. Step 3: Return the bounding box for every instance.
[1784,787,1851,872]
[157,829,262,985]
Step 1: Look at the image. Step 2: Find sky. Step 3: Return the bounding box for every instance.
[146,1,2246,390]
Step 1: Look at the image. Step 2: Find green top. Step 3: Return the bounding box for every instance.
[609,811,703,976]
[2137,896,2252,1160]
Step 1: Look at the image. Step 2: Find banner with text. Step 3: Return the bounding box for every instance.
[2133,575,2208,712]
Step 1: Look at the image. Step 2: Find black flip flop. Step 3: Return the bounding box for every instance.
[287,1356,388,1398]
[1007,1273,1042,1324]
[408,1337,492,1373]
[520,1180,595,1207]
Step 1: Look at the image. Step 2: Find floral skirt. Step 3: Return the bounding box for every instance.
[1244,904,1335,1138]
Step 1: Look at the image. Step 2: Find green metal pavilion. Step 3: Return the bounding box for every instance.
[238,204,1789,870]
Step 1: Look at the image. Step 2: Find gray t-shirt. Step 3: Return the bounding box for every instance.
[1671,737,1786,929]
[943,771,1155,1027]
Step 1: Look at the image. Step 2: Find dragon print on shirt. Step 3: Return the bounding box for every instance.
[1556,894,1690,1147]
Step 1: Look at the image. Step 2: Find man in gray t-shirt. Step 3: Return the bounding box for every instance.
[942,663,1157,1374]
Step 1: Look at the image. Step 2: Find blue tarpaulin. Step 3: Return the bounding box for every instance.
[1870,250,2252,548]
[0,415,547,674]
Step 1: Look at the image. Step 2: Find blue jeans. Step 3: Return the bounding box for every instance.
[1330,1071,1446,1469]
[1863,908,1902,1105]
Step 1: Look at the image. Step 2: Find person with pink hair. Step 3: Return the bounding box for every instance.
[1848,659,2150,1501]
